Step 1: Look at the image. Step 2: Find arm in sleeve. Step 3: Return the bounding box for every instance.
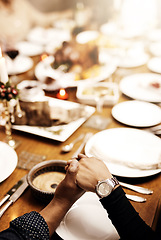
[0,211,49,240]
[100,186,160,240]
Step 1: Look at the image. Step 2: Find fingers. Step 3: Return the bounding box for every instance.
[65,159,79,182]
[77,153,86,160]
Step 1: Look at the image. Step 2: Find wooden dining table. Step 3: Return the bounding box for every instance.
[0,50,161,235]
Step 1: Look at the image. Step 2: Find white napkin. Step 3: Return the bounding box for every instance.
[88,129,161,170]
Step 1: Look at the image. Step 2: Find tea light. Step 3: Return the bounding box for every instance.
[56,88,68,100]
[0,47,8,84]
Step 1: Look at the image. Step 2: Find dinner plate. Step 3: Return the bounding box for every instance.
[119,73,161,102]
[6,55,33,75]
[147,29,161,42]
[76,30,100,44]
[149,42,161,57]
[15,41,44,57]
[35,53,117,90]
[112,100,161,127]
[117,51,149,68]
[12,97,95,142]
[147,57,161,74]
[0,141,18,182]
[56,192,119,240]
[27,27,71,46]
[85,128,161,178]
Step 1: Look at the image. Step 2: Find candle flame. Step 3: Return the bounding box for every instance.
[59,88,66,96]
[41,53,48,61]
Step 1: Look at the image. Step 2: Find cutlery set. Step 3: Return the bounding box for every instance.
[120,181,153,203]
[0,175,28,218]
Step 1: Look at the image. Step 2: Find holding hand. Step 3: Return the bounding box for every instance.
[75,154,113,193]
[40,159,85,236]
[54,159,85,206]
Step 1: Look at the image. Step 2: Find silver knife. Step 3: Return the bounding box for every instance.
[119,181,153,195]
[0,175,28,218]
[0,175,27,207]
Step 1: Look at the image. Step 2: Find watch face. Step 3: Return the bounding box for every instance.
[98,182,112,197]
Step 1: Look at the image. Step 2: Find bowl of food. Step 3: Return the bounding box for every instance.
[76,82,119,106]
[27,160,67,203]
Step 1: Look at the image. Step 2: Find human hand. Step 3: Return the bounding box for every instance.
[53,159,84,207]
[76,154,113,193]
[40,160,84,236]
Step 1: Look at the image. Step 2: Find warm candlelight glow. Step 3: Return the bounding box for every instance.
[56,88,68,100]
[40,53,51,68]
[40,53,48,62]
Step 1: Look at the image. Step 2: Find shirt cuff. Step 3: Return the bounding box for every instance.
[10,211,49,240]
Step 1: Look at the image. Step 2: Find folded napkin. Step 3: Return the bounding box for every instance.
[89,141,161,170]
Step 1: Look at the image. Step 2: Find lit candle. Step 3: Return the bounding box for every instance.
[56,88,68,100]
[0,47,8,84]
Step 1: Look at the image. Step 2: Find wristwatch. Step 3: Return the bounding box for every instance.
[95,177,119,198]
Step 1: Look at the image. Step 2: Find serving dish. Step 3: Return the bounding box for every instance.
[12,96,95,142]
[76,82,119,106]
[27,160,66,203]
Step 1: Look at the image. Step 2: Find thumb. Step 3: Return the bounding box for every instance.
[65,159,79,182]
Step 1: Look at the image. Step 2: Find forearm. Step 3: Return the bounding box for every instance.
[101,186,160,240]
[40,198,73,237]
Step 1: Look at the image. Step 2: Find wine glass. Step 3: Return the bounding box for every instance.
[89,88,111,130]
[95,89,109,113]
[5,48,19,64]
[4,46,20,73]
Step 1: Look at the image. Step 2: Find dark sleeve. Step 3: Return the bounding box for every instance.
[100,186,160,240]
[0,211,49,240]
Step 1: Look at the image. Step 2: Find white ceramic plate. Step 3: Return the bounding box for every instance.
[27,27,71,46]
[147,57,161,74]
[120,73,161,103]
[15,41,44,57]
[76,30,100,44]
[149,42,161,57]
[117,52,149,68]
[85,128,161,178]
[35,53,117,90]
[56,192,119,240]
[147,29,161,42]
[6,55,33,75]
[0,142,18,182]
[112,100,161,127]
[12,97,95,142]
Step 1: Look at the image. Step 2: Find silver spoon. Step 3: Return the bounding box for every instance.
[61,134,85,153]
